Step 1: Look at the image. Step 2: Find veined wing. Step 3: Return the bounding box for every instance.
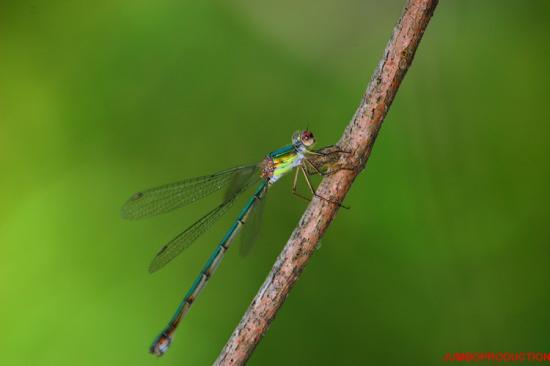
[148,175,261,273]
[224,165,259,201]
[240,193,266,257]
[121,165,258,220]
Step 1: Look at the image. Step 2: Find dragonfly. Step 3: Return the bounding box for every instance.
[121,130,348,356]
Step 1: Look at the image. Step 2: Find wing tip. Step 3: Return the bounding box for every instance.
[148,260,162,273]
[120,206,139,220]
[120,192,145,220]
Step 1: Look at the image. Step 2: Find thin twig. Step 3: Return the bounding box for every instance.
[214,0,439,364]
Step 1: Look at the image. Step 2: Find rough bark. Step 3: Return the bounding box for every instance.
[215,0,439,364]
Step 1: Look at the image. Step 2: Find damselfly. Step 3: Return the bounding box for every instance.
[121,130,347,356]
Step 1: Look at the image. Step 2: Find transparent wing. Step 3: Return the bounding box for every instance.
[148,176,261,273]
[224,166,259,202]
[121,165,258,220]
[239,195,266,257]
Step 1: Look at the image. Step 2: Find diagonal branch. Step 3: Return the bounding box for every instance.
[215,0,439,364]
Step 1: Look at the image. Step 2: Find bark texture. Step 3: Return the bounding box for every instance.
[215,1,439,364]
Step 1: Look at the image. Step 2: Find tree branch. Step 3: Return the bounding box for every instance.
[215,0,439,364]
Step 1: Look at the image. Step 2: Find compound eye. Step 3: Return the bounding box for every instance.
[301,130,315,146]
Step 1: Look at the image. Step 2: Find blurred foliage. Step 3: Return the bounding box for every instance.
[1,0,549,365]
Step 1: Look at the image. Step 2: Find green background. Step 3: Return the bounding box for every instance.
[1,1,549,365]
